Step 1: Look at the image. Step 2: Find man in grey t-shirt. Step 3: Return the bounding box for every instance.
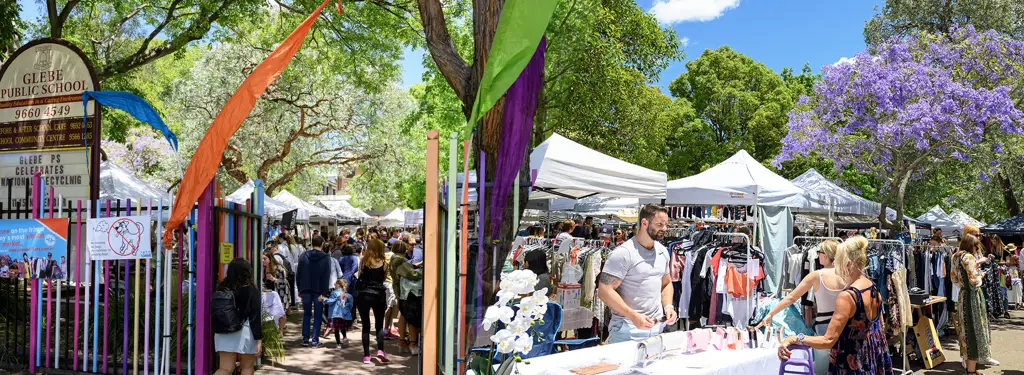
[598,204,676,343]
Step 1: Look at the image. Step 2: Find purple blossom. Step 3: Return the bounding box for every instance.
[946,196,956,203]
[980,172,990,182]
[775,25,1024,188]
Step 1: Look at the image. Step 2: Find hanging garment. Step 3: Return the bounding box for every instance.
[892,268,912,329]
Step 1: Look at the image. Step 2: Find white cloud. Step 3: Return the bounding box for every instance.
[833,56,856,66]
[681,37,691,48]
[651,0,741,25]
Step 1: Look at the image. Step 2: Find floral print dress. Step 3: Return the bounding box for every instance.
[952,252,991,361]
[828,285,893,375]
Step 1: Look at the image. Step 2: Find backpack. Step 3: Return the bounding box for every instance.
[211,290,243,334]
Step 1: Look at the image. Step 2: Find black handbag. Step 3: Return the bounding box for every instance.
[354,278,385,300]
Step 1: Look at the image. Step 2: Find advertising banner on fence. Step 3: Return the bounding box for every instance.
[87,215,152,260]
[0,218,70,279]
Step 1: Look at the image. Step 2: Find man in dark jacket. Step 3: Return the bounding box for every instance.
[297,236,331,347]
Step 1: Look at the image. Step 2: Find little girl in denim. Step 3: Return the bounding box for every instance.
[324,279,354,348]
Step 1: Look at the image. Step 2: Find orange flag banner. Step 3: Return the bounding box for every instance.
[162,0,336,245]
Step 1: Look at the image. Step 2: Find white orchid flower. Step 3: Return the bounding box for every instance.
[491,329,516,354]
[513,334,534,354]
[482,305,515,328]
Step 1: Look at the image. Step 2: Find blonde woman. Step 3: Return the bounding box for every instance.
[778,236,893,375]
[758,240,841,375]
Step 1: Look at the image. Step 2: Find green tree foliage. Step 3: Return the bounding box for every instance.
[864,0,1024,49]
[159,41,415,198]
[0,0,24,61]
[533,0,684,171]
[666,46,798,177]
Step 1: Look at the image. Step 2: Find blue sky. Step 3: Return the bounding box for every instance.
[20,0,881,94]
[401,0,880,93]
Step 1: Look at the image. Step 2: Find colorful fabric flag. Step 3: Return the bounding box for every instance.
[162,0,336,245]
[82,91,178,151]
[465,0,559,134]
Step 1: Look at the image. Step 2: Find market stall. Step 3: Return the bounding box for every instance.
[947,209,985,228]
[99,161,171,202]
[376,208,407,227]
[224,180,293,218]
[479,330,780,375]
[462,134,668,359]
[310,195,372,222]
[530,133,667,200]
[661,149,803,294]
[916,205,962,235]
[273,190,338,220]
[981,212,1024,236]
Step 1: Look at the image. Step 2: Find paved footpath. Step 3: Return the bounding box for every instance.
[257,309,419,375]
[915,308,1024,375]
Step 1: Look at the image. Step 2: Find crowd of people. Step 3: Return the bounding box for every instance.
[207,206,1021,375]
[212,224,426,372]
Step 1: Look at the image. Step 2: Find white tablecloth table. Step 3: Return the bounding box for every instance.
[506,340,781,375]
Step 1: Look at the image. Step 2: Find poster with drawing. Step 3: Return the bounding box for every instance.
[87,215,151,260]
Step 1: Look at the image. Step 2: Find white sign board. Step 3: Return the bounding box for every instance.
[0,39,98,204]
[87,215,152,260]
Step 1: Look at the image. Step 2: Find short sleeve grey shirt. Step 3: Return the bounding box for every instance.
[601,237,669,323]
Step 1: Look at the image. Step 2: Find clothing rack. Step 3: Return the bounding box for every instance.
[792,236,841,274]
[712,232,755,327]
[868,238,911,375]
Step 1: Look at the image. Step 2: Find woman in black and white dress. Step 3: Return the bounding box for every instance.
[214,258,262,375]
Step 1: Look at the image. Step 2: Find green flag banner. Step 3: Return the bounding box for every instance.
[465,0,559,135]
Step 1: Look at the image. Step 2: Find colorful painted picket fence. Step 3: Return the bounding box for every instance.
[0,175,266,375]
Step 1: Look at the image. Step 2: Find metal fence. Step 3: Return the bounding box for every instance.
[0,175,266,375]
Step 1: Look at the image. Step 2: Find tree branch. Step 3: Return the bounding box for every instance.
[266,153,375,194]
[97,0,237,80]
[220,144,249,184]
[416,0,470,102]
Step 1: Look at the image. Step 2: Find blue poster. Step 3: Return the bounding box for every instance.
[0,218,70,280]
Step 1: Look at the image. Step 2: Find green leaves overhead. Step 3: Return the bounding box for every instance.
[666,46,799,176]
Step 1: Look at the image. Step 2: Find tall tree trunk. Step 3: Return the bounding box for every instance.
[996,171,1021,216]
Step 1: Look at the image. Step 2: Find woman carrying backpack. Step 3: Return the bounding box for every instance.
[213,258,262,375]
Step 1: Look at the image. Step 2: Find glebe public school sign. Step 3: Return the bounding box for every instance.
[0,39,100,206]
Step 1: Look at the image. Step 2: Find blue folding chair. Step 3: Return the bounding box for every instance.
[471,301,564,363]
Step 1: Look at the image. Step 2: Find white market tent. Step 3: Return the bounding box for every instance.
[572,197,640,218]
[273,190,337,220]
[916,205,963,234]
[225,180,293,218]
[948,210,986,228]
[530,133,667,200]
[404,209,424,226]
[99,161,171,202]
[455,170,576,211]
[310,195,371,221]
[376,208,406,227]
[663,150,804,206]
[791,168,884,216]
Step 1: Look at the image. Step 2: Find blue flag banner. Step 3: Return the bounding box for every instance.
[82,91,179,151]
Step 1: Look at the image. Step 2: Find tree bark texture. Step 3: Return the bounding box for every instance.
[996,170,1021,217]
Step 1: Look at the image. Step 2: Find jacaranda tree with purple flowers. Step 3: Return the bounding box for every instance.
[775,26,1024,229]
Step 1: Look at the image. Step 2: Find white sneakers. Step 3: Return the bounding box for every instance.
[966,357,1001,367]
